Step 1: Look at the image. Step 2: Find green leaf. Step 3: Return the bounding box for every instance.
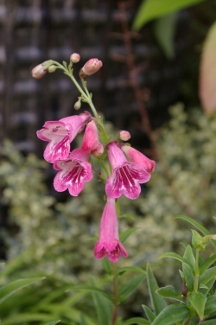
[188,292,207,319]
[183,245,196,269]
[123,318,150,325]
[151,304,190,325]
[200,253,216,274]
[68,285,113,302]
[120,227,139,243]
[119,273,146,303]
[160,252,193,271]
[156,285,184,302]
[132,0,205,30]
[90,278,112,325]
[142,305,156,322]
[154,12,178,59]
[204,295,216,317]
[115,266,146,276]
[0,277,44,305]
[44,321,61,325]
[175,215,210,237]
[147,265,167,315]
[200,266,216,285]
[199,321,216,325]
[80,314,89,325]
[191,230,206,250]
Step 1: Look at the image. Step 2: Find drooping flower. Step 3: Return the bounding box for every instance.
[81,120,104,156]
[53,147,93,196]
[105,142,151,200]
[122,145,156,173]
[32,60,53,79]
[79,58,103,77]
[94,197,128,263]
[36,111,91,163]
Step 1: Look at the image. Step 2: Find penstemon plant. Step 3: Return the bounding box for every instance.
[1,54,211,325]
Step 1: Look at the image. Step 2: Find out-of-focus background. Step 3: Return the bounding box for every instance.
[1,0,216,324]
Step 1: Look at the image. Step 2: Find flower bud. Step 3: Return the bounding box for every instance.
[79,58,103,78]
[118,130,131,141]
[92,143,104,157]
[32,60,53,79]
[70,53,80,63]
[48,65,57,73]
[74,97,82,110]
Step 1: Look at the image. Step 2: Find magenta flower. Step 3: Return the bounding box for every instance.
[81,120,104,156]
[122,145,156,173]
[105,142,151,200]
[36,112,91,163]
[94,197,128,263]
[53,147,93,196]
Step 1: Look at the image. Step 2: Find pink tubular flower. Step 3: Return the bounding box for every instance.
[81,120,104,156]
[122,145,156,173]
[53,147,93,196]
[105,142,151,200]
[36,111,91,163]
[79,58,103,77]
[94,197,128,263]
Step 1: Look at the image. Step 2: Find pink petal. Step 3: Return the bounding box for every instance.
[37,121,68,141]
[43,136,70,163]
[122,145,156,173]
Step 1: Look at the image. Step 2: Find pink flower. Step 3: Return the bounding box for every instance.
[32,60,53,79]
[105,142,151,200]
[79,58,103,77]
[94,197,128,263]
[122,145,156,173]
[53,147,93,196]
[36,112,91,163]
[81,120,104,156]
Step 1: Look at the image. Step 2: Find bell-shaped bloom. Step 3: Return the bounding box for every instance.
[53,147,93,196]
[105,142,151,200]
[94,197,128,263]
[81,120,104,156]
[36,111,91,163]
[122,145,156,173]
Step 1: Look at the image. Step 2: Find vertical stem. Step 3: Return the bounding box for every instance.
[193,249,200,293]
[111,263,118,325]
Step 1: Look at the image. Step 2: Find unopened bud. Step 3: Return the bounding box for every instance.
[92,143,104,157]
[32,60,54,79]
[118,130,131,141]
[79,58,103,78]
[74,97,82,110]
[70,53,80,63]
[48,65,57,73]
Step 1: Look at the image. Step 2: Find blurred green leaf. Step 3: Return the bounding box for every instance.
[119,273,146,303]
[142,305,156,322]
[133,0,205,30]
[156,285,184,302]
[80,314,89,325]
[175,216,210,237]
[119,227,139,243]
[204,295,216,318]
[160,252,193,271]
[188,292,207,320]
[90,278,112,325]
[123,318,150,325]
[154,12,177,59]
[101,257,112,275]
[0,277,44,305]
[182,263,194,291]
[192,230,206,250]
[200,253,216,275]
[147,265,167,315]
[115,266,146,276]
[199,320,216,325]
[44,321,61,325]
[200,266,216,285]
[151,304,190,325]
[68,285,113,302]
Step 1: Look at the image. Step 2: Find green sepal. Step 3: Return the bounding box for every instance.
[151,304,190,325]
[142,304,156,322]
[188,291,207,320]
[147,265,167,315]
[156,285,184,302]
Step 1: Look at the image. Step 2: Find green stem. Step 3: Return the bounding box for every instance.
[194,249,200,293]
